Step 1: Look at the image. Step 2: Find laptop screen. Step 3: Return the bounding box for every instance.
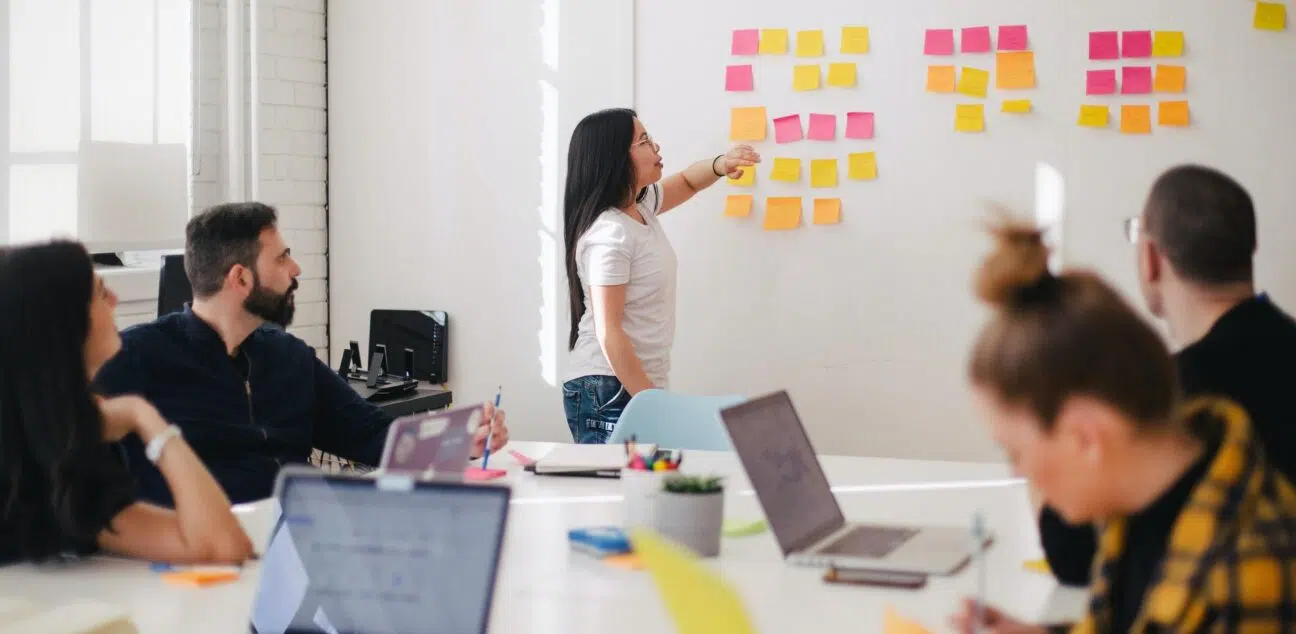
[250,474,510,634]
[719,390,845,555]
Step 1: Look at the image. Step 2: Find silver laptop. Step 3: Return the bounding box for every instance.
[719,390,987,576]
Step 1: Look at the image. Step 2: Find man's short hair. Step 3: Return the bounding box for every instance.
[184,202,278,298]
[1143,164,1256,286]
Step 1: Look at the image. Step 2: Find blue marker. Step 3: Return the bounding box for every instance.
[481,386,501,468]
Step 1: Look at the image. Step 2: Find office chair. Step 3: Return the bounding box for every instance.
[606,389,747,451]
[157,254,192,317]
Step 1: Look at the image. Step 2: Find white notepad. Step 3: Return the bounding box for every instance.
[532,443,656,475]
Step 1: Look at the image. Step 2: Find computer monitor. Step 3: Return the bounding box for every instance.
[369,310,449,383]
[156,254,192,317]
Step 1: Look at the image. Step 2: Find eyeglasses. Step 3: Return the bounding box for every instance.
[633,135,658,150]
[1123,216,1141,244]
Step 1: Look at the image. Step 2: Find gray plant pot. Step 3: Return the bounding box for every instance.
[651,490,725,557]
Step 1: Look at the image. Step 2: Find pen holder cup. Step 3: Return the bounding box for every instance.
[651,489,724,557]
[622,469,666,531]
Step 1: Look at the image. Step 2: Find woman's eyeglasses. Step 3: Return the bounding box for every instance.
[633,135,657,149]
[1123,216,1141,244]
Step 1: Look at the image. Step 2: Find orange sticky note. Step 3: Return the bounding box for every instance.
[763,197,802,230]
[1154,65,1186,92]
[1158,101,1190,127]
[162,570,241,587]
[729,107,767,141]
[847,152,878,180]
[1077,105,1110,128]
[759,29,788,54]
[926,65,956,93]
[995,51,1035,89]
[1120,105,1152,134]
[883,606,934,634]
[724,194,753,218]
[603,553,644,570]
[955,104,985,132]
[812,198,841,225]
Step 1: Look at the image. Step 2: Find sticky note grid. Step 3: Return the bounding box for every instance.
[1082,28,1190,133]
[926,23,1036,130]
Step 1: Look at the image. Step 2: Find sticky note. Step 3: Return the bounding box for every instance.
[1122,30,1152,58]
[1120,105,1151,134]
[465,466,507,481]
[1002,99,1031,114]
[924,29,955,55]
[957,67,989,98]
[630,529,759,634]
[883,606,934,634]
[723,194,754,218]
[848,152,878,180]
[813,198,841,225]
[997,25,1028,51]
[1086,69,1118,95]
[793,65,821,91]
[729,107,767,141]
[962,26,992,53]
[995,51,1035,89]
[1152,31,1184,57]
[1256,2,1287,31]
[955,104,985,132]
[1158,101,1190,127]
[731,29,760,55]
[926,65,956,93]
[770,158,800,182]
[796,29,824,57]
[845,112,874,139]
[807,113,836,141]
[810,159,838,188]
[773,114,803,143]
[763,197,802,230]
[727,166,755,186]
[725,65,754,91]
[1121,66,1152,94]
[1023,559,1051,574]
[722,518,768,537]
[603,553,644,571]
[1089,31,1119,60]
[162,570,240,587]
[759,28,788,54]
[827,62,857,87]
[841,26,870,53]
[1078,105,1110,128]
[1154,64,1186,93]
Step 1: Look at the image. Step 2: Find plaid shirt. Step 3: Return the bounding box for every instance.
[1068,398,1296,634]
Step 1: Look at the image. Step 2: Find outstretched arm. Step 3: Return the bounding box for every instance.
[659,145,761,214]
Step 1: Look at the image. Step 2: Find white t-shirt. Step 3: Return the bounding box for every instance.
[565,183,678,389]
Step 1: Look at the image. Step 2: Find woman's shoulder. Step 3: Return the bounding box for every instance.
[578,210,635,246]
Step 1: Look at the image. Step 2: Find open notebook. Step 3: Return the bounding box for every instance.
[526,443,656,477]
[0,598,137,634]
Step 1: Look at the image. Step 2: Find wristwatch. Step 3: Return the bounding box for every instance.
[146,425,183,464]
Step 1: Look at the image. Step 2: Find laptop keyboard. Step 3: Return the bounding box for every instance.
[819,525,920,558]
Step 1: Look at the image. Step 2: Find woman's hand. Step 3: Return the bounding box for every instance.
[949,599,1048,634]
[471,402,510,457]
[719,144,761,178]
[98,395,165,442]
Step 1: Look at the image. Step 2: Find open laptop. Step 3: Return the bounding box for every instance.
[719,390,987,576]
[377,404,481,477]
[249,467,511,634]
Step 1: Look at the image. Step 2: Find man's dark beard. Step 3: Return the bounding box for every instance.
[244,277,298,327]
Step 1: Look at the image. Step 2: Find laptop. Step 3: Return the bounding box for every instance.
[377,405,481,477]
[249,467,511,634]
[719,390,987,576]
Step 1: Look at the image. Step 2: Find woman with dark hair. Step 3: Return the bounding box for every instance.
[561,108,759,443]
[0,241,253,566]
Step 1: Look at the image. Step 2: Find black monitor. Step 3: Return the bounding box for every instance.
[157,254,192,317]
[369,310,449,384]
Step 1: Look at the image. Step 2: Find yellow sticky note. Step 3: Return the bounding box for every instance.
[1023,559,1052,574]
[841,26,870,53]
[729,107,767,141]
[796,29,824,57]
[1120,105,1152,134]
[793,65,821,91]
[1158,101,1190,127]
[759,29,788,54]
[1002,99,1031,114]
[763,197,802,231]
[810,159,838,188]
[995,52,1035,89]
[1255,2,1287,31]
[812,198,841,225]
[957,67,989,98]
[727,166,755,186]
[1078,104,1110,128]
[1154,65,1186,93]
[724,194,754,218]
[926,65,956,93]
[955,104,985,132]
[883,606,934,634]
[630,529,759,634]
[770,157,800,182]
[1152,31,1184,57]
[827,62,857,87]
[847,152,878,180]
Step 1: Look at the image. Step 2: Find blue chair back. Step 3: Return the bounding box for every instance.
[606,389,746,451]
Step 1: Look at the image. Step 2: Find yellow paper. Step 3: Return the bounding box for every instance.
[810,159,838,188]
[1077,104,1110,128]
[827,62,857,87]
[723,194,754,218]
[1120,105,1152,134]
[796,29,824,56]
[770,157,801,182]
[847,152,878,180]
[727,167,756,186]
[813,198,841,225]
[957,67,989,98]
[759,29,788,54]
[729,107,767,141]
[1158,101,1190,127]
[1154,64,1186,93]
[763,197,802,230]
[995,52,1035,89]
[1002,99,1031,114]
[883,606,934,634]
[793,65,821,91]
[926,65,956,93]
[1023,559,1051,574]
[1152,31,1184,57]
[1255,2,1287,31]
[955,104,985,132]
[841,26,870,53]
[630,529,758,634]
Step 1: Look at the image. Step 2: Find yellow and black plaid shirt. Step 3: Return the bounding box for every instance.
[1069,398,1296,634]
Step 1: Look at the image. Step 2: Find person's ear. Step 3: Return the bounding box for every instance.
[1139,239,1162,285]
[1053,396,1127,466]
[227,264,253,295]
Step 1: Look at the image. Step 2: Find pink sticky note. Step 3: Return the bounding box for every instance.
[1086,69,1118,95]
[961,26,992,53]
[1089,31,1119,60]
[1122,31,1152,58]
[845,112,875,139]
[924,29,955,55]
[465,467,508,481]
[1121,66,1152,94]
[509,449,536,467]
[725,65,754,91]
[998,25,1029,51]
[731,29,760,55]
[807,113,836,141]
[773,114,803,143]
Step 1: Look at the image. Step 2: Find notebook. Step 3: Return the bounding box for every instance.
[526,443,656,477]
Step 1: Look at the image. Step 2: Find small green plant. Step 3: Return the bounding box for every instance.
[663,474,723,494]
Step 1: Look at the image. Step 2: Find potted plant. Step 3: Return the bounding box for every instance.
[651,474,726,557]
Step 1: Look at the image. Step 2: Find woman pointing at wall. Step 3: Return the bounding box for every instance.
[562,108,759,443]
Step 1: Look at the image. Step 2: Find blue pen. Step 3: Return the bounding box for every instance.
[482,386,501,468]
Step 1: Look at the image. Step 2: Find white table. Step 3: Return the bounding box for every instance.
[0,441,1088,633]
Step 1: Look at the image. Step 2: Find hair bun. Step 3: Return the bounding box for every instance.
[974,216,1051,307]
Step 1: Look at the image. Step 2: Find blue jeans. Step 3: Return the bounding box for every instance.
[563,375,630,444]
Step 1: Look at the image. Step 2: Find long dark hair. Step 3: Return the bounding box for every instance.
[563,107,644,350]
[0,241,134,561]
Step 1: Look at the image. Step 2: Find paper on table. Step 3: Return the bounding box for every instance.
[723,194,754,218]
[1089,31,1119,60]
[731,29,760,55]
[883,606,933,634]
[926,65,956,93]
[1152,31,1184,57]
[1122,30,1152,58]
[728,167,756,186]
[997,25,1028,51]
[770,157,800,182]
[1255,2,1287,31]
[729,107,767,141]
[464,466,507,481]
[812,198,841,225]
[759,28,788,54]
[957,67,989,98]
[1120,105,1152,134]
[793,65,821,90]
[764,197,802,230]
[810,159,838,188]
[796,29,824,56]
[725,65,754,91]
[807,113,836,140]
[1158,101,1190,126]
[961,26,992,53]
[1078,104,1110,128]
[1086,69,1117,95]
[845,112,874,139]
[1001,99,1031,114]
[841,26,870,53]
[924,29,955,55]
[1121,66,1152,94]
[848,152,878,180]
[955,104,985,132]
[1154,64,1186,92]
[630,529,758,634]
[827,62,857,87]
[773,114,803,143]
[995,51,1035,89]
